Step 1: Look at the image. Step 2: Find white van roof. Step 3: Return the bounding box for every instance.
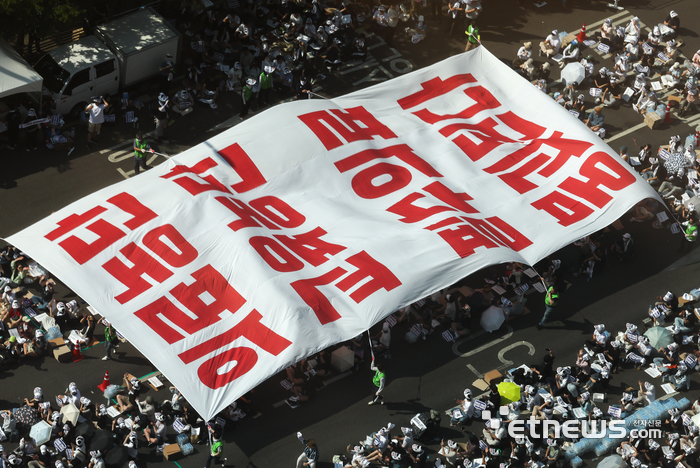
[48,36,115,74]
[96,9,179,55]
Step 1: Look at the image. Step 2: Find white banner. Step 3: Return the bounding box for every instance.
[7,47,657,421]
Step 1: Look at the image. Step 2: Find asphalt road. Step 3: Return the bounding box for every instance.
[2,0,700,468]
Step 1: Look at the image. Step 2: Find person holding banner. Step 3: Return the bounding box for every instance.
[205,428,227,468]
[133,132,154,175]
[537,285,559,329]
[368,360,386,405]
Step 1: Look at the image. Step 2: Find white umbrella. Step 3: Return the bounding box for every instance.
[561,62,586,86]
[60,403,80,425]
[30,421,52,445]
[598,455,628,468]
[480,306,506,333]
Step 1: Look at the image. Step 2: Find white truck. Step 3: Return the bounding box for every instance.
[33,7,181,116]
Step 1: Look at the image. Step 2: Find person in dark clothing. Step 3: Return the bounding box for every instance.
[5,107,21,150]
[531,348,555,383]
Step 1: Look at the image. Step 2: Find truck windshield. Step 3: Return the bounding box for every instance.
[34,55,70,94]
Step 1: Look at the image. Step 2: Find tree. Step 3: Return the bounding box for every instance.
[0,0,83,46]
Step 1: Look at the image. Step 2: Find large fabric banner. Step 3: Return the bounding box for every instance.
[7,47,657,420]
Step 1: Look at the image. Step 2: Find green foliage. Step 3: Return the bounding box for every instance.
[0,0,84,38]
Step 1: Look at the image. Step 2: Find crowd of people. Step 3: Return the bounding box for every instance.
[513,9,700,141]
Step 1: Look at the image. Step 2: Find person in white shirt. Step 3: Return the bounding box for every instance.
[85,96,109,147]
[513,42,532,68]
[539,30,561,58]
[633,381,655,406]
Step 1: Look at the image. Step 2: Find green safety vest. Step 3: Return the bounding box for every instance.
[545,287,559,307]
[373,370,385,387]
[686,223,698,242]
[134,139,148,159]
[466,25,480,44]
[260,72,272,90]
[211,440,223,457]
[242,86,253,103]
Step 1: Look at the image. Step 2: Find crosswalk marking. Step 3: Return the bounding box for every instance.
[585,9,630,31]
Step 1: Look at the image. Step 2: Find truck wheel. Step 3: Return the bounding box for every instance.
[69,102,87,119]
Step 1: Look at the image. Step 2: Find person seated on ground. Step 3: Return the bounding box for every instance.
[613,55,629,80]
[611,233,634,261]
[501,294,527,321]
[558,40,579,69]
[482,418,506,447]
[136,395,155,421]
[661,62,682,89]
[513,42,532,69]
[575,349,592,378]
[654,342,679,373]
[116,377,139,413]
[641,159,665,188]
[539,30,561,58]
[663,10,680,38]
[665,366,689,391]
[675,308,695,333]
[522,385,542,412]
[584,107,605,138]
[286,359,310,386]
[656,290,679,313]
[450,389,479,429]
[661,40,678,66]
[679,88,700,117]
[602,75,623,108]
[393,427,414,451]
[1,300,23,329]
[593,67,610,96]
[519,58,537,81]
[599,19,614,43]
[547,367,576,405]
[532,395,554,420]
[533,62,551,83]
[586,324,609,353]
[23,329,46,358]
[624,17,641,44]
[144,413,167,446]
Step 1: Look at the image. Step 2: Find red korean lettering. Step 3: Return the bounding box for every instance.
[426,217,499,258]
[249,236,304,272]
[440,117,515,162]
[351,162,412,199]
[107,192,158,230]
[217,143,267,193]
[216,196,281,231]
[142,224,198,268]
[161,158,231,196]
[45,207,107,241]
[558,152,636,209]
[485,132,594,194]
[298,106,397,151]
[134,264,247,344]
[496,111,547,141]
[59,220,125,265]
[178,310,292,389]
[388,193,454,223]
[412,86,501,125]
[336,251,401,303]
[531,191,595,226]
[291,268,347,325]
[422,181,478,215]
[249,196,305,228]
[103,243,173,304]
[274,227,346,267]
[397,74,477,109]
[335,144,442,178]
[467,217,533,251]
